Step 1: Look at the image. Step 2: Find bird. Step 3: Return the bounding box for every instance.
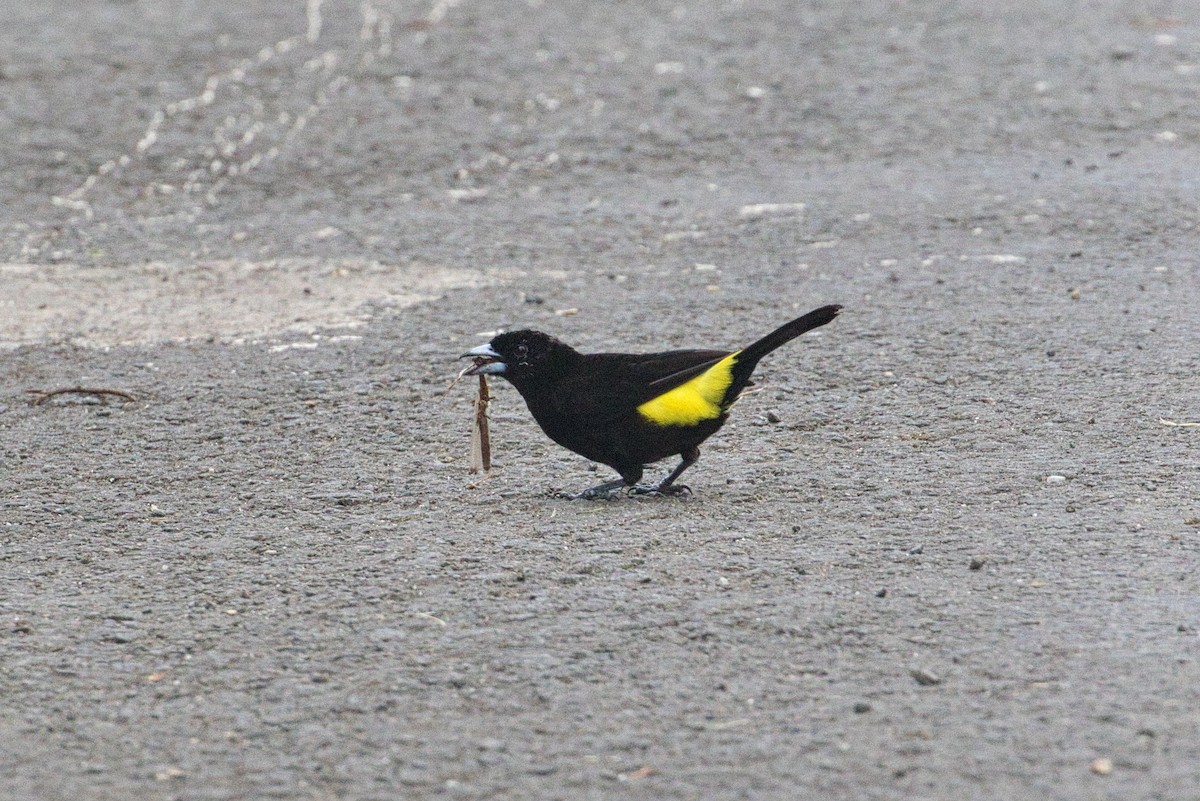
[460,304,841,499]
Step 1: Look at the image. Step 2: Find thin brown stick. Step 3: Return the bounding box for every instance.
[29,386,137,405]
[442,364,473,396]
[470,374,492,473]
[478,374,491,469]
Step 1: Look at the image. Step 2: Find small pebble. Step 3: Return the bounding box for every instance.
[1046,475,1066,484]
[910,668,941,686]
[447,187,489,202]
[738,202,806,220]
[853,702,872,714]
[969,556,987,571]
[766,410,781,424]
[1090,757,1113,776]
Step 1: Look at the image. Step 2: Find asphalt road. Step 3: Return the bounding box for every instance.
[3,1,1199,799]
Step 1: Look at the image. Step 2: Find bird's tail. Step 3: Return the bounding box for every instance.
[729,304,841,392]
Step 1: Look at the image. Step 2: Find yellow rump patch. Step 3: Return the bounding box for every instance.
[637,352,739,427]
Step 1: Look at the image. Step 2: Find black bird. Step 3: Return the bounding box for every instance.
[461,304,841,498]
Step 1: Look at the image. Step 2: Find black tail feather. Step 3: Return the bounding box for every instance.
[730,304,841,389]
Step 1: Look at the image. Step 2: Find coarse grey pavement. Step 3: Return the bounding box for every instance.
[2,2,1198,799]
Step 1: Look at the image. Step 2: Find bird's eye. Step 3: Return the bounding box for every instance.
[516,343,529,357]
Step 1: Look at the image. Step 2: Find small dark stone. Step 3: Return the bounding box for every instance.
[969,557,987,571]
[101,627,139,644]
[875,588,887,598]
[853,702,872,714]
[766,410,781,424]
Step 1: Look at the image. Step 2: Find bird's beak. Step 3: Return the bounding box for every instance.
[460,343,507,375]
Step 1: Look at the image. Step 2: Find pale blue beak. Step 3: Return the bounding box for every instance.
[460,343,507,375]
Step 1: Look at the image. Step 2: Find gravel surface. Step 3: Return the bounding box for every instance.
[3,1,1199,799]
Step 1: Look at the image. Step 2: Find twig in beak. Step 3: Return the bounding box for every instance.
[470,374,492,473]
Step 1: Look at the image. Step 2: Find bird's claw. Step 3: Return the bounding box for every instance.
[553,485,624,501]
[629,483,692,498]
[554,482,692,500]
[570,490,623,501]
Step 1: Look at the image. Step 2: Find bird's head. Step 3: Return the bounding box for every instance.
[460,330,578,387]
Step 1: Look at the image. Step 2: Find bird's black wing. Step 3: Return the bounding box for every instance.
[638,350,734,400]
[550,349,731,423]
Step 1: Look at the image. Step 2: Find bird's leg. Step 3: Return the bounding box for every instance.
[560,478,629,500]
[559,465,643,500]
[631,447,699,497]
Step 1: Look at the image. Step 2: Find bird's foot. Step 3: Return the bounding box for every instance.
[553,480,693,500]
[629,483,692,498]
[555,489,619,500]
[554,479,630,500]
